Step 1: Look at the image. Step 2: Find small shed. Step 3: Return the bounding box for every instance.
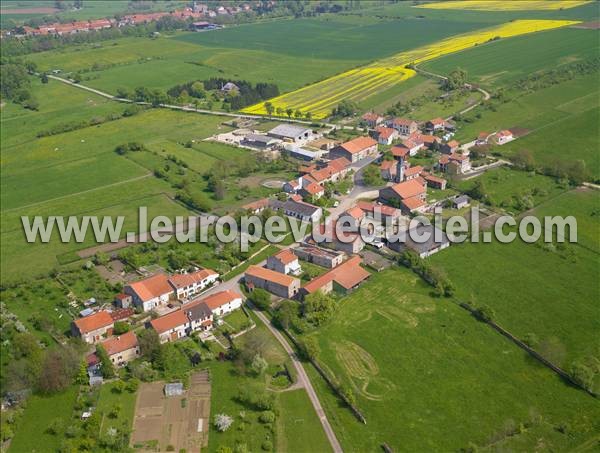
[164,383,184,397]
[451,195,470,210]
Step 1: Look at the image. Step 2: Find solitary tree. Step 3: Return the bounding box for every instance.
[286,108,293,119]
[264,101,274,117]
[214,413,234,432]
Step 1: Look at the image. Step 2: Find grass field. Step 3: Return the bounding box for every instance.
[454,167,568,212]
[243,20,579,118]
[452,73,599,179]
[276,389,332,453]
[8,386,79,453]
[429,188,600,371]
[304,267,600,452]
[422,27,599,89]
[96,382,137,438]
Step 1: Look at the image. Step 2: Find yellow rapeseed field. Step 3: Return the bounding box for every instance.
[242,20,579,119]
[414,1,591,11]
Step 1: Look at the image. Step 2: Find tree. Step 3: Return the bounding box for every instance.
[250,354,268,376]
[264,101,274,117]
[41,73,49,84]
[298,336,320,361]
[112,321,130,335]
[294,109,303,119]
[362,164,385,187]
[276,107,284,116]
[214,413,234,432]
[443,68,468,91]
[138,329,161,362]
[214,179,226,200]
[512,149,535,171]
[305,111,313,121]
[37,346,80,394]
[570,361,595,391]
[247,288,271,310]
[286,108,293,119]
[303,291,336,326]
[76,360,88,385]
[96,345,115,379]
[331,99,358,118]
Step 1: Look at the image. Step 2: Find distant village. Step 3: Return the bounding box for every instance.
[12,2,267,37]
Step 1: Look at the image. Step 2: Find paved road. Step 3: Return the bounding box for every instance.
[249,304,343,453]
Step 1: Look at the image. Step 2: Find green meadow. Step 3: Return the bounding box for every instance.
[430,188,600,372]
[422,27,600,89]
[304,268,600,452]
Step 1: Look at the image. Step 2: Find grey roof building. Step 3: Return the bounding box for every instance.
[269,198,323,223]
[268,124,313,142]
[241,134,281,149]
[164,383,184,396]
[387,224,450,258]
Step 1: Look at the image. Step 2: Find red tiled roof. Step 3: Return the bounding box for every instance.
[74,311,113,334]
[362,112,382,122]
[199,290,242,311]
[375,126,396,139]
[243,198,269,211]
[344,206,365,220]
[446,140,460,148]
[389,179,426,199]
[380,160,395,170]
[303,256,370,294]
[402,139,420,150]
[404,165,424,177]
[273,249,298,265]
[498,130,513,137]
[478,132,489,139]
[100,331,138,356]
[169,269,218,289]
[303,182,325,195]
[150,310,189,334]
[340,136,377,154]
[246,265,298,287]
[391,117,417,127]
[356,201,401,218]
[439,155,450,165]
[402,196,426,210]
[450,152,468,162]
[391,146,409,158]
[423,173,447,185]
[110,308,134,321]
[328,157,351,172]
[127,273,172,302]
[429,117,445,125]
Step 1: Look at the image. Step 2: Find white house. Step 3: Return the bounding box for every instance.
[124,273,173,312]
[169,268,219,301]
[495,130,514,145]
[150,310,190,343]
[201,290,243,316]
[266,249,302,275]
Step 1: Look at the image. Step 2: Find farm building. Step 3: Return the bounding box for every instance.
[388,224,450,258]
[241,133,281,150]
[269,197,323,223]
[268,124,314,143]
[294,244,345,268]
[245,265,301,298]
[300,256,370,298]
[330,136,378,163]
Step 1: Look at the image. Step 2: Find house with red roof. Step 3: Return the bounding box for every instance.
[441,140,460,155]
[495,130,514,145]
[340,206,366,229]
[242,198,270,214]
[72,311,114,344]
[150,309,190,343]
[198,290,243,317]
[168,268,219,300]
[380,160,398,181]
[379,178,427,214]
[374,126,398,145]
[330,136,378,163]
[422,172,448,190]
[124,273,173,312]
[98,331,139,366]
[438,153,471,174]
[267,249,302,275]
[361,112,384,127]
[425,117,454,132]
[476,132,490,145]
[387,118,418,136]
[404,165,424,181]
[300,256,370,298]
[317,220,365,255]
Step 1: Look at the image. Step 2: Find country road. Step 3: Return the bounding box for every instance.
[47,74,336,127]
[248,303,343,453]
[413,66,491,120]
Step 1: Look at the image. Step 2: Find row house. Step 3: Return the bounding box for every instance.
[71,311,114,344]
[99,331,139,367]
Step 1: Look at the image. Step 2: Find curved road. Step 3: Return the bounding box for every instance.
[413,66,491,120]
